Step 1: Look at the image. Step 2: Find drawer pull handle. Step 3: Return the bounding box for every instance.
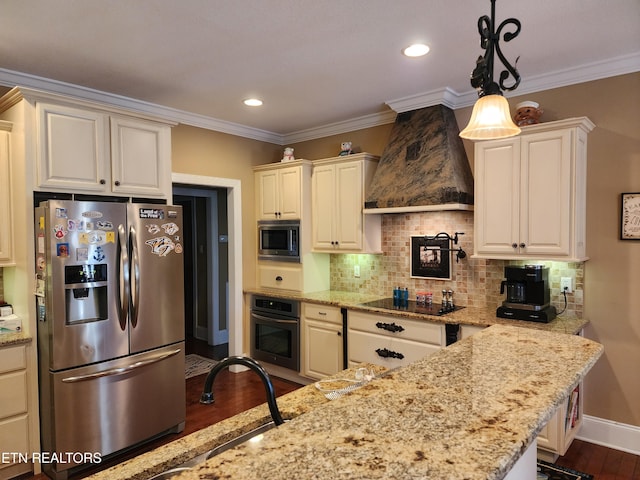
[275,276,283,281]
[375,321,405,333]
[319,312,327,315]
[375,348,404,360]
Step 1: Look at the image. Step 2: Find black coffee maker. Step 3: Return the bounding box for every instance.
[496,265,557,323]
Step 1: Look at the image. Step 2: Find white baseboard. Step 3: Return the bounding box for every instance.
[578,415,640,455]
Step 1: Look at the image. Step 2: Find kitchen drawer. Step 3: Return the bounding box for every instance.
[258,264,303,291]
[348,330,440,368]
[0,414,29,455]
[0,344,26,374]
[0,370,28,418]
[348,310,443,345]
[303,303,342,325]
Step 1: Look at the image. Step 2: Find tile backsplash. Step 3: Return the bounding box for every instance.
[330,211,583,317]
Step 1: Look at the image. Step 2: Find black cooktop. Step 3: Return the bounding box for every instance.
[359,298,464,316]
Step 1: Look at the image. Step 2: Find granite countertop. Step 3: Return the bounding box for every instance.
[245,288,588,335]
[0,330,32,347]
[90,324,603,480]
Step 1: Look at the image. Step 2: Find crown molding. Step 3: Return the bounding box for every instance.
[1,52,638,145]
[281,110,397,145]
[0,68,283,144]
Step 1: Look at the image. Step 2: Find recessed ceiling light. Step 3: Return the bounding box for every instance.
[243,98,263,107]
[403,43,430,57]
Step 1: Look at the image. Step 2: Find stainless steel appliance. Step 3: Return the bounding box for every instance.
[496,265,557,322]
[34,200,186,479]
[257,220,300,262]
[250,295,300,371]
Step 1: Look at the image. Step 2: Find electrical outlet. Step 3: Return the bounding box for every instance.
[354,265,361,278]
[560,277,573,294]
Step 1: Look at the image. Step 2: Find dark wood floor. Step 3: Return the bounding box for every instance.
[20,339,640,479]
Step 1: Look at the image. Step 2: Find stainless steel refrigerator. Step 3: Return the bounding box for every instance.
[34,200,186,479]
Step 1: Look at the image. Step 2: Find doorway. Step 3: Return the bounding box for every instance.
[174,185,229,358]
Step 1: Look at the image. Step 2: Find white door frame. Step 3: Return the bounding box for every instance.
[172,173,242,359]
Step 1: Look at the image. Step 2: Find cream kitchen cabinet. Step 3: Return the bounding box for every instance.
[537,384,583,462]
[254,161,312,220]
[0,344,31,478]
[474,117,594,261]
[348,310,444,368]
[0,121,14,266]
[301,303,344,379]
[35,101,172,197]
[311,153,381,253]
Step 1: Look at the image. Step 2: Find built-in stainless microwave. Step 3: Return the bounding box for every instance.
[258,220,300,262]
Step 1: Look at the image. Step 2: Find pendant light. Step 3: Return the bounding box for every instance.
[459,0,522,140]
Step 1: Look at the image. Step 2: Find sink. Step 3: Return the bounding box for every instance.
[149,421,282,479]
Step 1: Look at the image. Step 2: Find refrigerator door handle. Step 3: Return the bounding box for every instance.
[117,224,130,331]
[61,348,182,383]
[130,225,141,328]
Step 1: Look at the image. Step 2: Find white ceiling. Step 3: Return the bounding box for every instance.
[1,0,639,143]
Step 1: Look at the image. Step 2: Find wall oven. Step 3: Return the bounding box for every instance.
[250,295,300,371]
[258,220,300,262]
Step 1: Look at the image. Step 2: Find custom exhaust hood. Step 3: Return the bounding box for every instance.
[364,105,474,214]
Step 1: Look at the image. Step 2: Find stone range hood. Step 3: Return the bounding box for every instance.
[364,105,474,214]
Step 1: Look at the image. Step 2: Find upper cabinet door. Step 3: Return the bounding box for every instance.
[0,128,14,265]
[110,116,170,197]
[334,160,363,250]
[474,139,521,256]
[520,130,572,256]
[277,166,302,220]
[36,102,110,192]
[255,165,302,220]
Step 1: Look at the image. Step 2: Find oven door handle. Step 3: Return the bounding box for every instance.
[251,312,298,324]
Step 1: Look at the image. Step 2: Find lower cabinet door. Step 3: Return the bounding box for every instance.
[303,319,343,379]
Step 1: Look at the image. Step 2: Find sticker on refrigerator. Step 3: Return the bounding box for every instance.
[139,208,165,220]
[56,243,69,257]
[53,224,67,239]
[55,208,68,218]
[93,246,106,262]
[81,210,103,219]
[97,221,113,230]
[67,219,85,231]
[146,224,161,234]
[37,255,46,271]
[161,222,179,235]
[145,236,175,257]
[76,248,89,261]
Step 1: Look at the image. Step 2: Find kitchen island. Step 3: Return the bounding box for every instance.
[88,324,603,480]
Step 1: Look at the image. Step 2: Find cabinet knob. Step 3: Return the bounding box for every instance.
[275,276,283,281]
[512,243,518,249]
[337,332,342,337]
[99,179,106,185]
[114,180,121,186]
[519,243,526,249]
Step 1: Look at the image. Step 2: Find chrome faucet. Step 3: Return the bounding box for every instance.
[199,356,285,425]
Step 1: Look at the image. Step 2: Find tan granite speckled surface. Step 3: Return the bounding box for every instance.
[90,325,603,480]
[245,288,588,335]
[0,331,32,347]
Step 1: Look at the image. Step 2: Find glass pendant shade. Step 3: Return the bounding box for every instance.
[459,94,521,140]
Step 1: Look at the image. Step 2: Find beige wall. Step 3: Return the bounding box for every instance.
[170,124,282,290]
[169,73,639,427]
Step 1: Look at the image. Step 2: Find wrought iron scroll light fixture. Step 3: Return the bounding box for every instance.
[459,0,523,140]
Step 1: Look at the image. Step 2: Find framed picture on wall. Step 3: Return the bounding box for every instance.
[621,192,640,240]
[410,236,451,279]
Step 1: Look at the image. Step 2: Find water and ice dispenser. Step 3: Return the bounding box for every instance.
[64,264,108,323]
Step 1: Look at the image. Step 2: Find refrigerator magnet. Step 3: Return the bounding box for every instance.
[56,243,69,257]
